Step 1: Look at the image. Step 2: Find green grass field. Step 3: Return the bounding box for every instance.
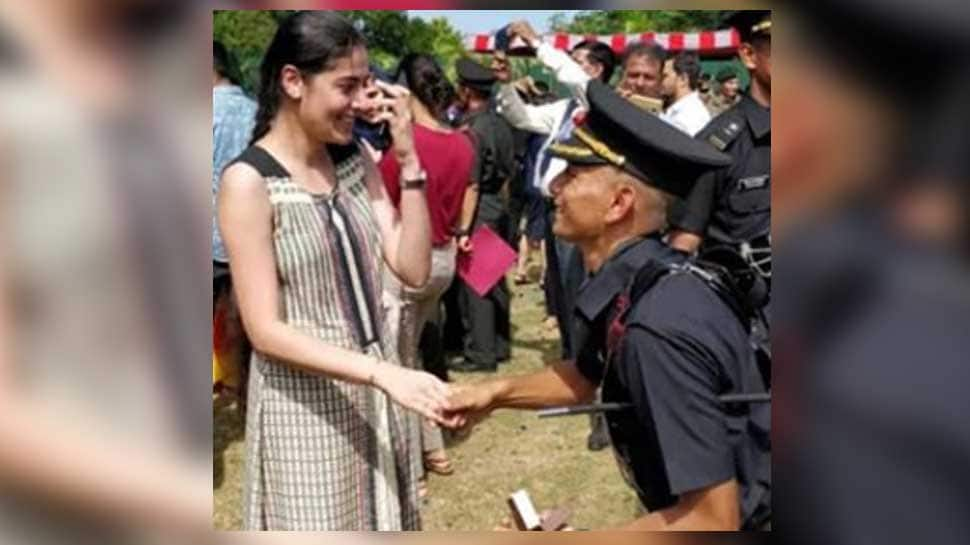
[213,271,641,530]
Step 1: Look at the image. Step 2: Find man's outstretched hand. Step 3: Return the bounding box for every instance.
[440,382,501,432]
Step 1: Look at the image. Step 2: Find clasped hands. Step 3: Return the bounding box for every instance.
[377,364,498,434]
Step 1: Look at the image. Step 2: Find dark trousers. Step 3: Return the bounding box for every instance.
[419,305,449,383]
[542,202,568,358]
[542,201,586,360]
[441,276,465,353]
[460,193,511,368]
[507,191,527,248]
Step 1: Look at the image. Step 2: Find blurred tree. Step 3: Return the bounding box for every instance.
[344,11,464,77]
[213,10,279,93]
[213,10,277,52]
[549,10,725,33]
[421,17,466,82]
[343,10,409,70]
[212,10,469,92]
[269,10,298,23]
[547,12,572,33]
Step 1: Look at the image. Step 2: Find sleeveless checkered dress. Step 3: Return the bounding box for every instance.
[235,145,420,530]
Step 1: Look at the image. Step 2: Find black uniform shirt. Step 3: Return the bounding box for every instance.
[671,93,771,245]
[464,109,515,195]
[573,236,770,527]
[571,235,683,371]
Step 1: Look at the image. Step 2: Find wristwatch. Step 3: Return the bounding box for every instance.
[401,169,427,190]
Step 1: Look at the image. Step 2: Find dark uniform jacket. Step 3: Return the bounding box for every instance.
[464,108,515,195]
[573,235,771,528]
[672,93,771,249]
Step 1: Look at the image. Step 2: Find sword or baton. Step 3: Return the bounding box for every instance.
[537,403,633,418]
[718,393,771,403]
[537,393,770,418]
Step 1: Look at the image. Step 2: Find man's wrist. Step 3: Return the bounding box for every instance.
[487,379,510,409]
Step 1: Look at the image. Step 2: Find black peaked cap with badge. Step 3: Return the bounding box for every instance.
[548,80,732,199]
[725,10,771,43]
[456,57,496,94]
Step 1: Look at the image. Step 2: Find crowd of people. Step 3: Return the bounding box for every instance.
[212,9,771,531]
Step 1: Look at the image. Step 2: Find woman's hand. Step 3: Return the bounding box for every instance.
[373,364,454,426]
[507,20,541,48]
[457,234,473,253]
[371,80,419,171]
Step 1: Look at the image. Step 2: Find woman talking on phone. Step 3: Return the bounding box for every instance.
[218,11,452,530]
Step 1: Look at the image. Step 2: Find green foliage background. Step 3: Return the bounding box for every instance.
[213,10,740,97]
[213,10,465,94]
[549,10,724,34]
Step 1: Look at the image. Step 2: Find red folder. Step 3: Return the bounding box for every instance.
[456,224,517,297]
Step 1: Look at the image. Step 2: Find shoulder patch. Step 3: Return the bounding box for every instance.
[705,114,744,151]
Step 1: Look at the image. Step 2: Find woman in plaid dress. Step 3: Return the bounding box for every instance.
[218,11,455,530]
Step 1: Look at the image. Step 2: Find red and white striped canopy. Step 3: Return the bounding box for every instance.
[465,29,740,57]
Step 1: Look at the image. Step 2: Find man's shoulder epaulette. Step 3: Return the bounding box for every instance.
[703,111,745,151]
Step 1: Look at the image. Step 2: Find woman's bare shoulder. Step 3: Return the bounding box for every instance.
[220,160,266,195]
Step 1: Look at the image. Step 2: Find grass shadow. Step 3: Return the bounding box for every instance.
[512,335,562,363]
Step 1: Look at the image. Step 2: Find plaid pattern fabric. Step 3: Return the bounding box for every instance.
[383,244,457,456]
[241,148,420,530]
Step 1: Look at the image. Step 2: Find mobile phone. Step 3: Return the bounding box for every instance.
[376,85,393,114]
[494,25,511,52]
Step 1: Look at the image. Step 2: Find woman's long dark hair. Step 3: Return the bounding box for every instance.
[394,53,456,122]
[249,11,365,146]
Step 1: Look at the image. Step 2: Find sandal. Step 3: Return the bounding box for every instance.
[423,451,455,476]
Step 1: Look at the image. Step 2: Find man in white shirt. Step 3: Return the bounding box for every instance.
[493,22,625,452]
[492,22,616,355]
[494,22,616,196]
[659,52,712,136]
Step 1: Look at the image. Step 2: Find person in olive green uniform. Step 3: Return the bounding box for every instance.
[707,67,742,117]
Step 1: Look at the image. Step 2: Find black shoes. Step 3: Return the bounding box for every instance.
[587,431,611,451]
[448,358,498,373]
[586,415,610,452]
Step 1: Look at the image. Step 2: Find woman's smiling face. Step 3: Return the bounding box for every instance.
[290,45,370,145]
